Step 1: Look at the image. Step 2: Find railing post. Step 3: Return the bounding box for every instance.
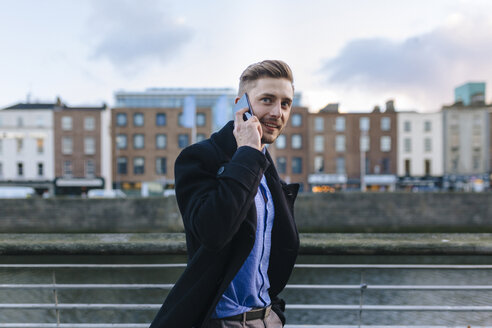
[358,271,367,328]
[52,271,60,327]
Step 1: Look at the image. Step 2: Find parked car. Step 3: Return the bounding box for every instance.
[87,189,127,198]
[0,186,35,199]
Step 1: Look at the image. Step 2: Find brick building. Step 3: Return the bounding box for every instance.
[305,102,398,192]
[53,101,108,195]
[111,105,212,193]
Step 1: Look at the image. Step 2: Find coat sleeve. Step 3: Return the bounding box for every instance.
[174,143,269,252]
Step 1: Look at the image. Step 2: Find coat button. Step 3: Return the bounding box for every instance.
[217,166,225,175]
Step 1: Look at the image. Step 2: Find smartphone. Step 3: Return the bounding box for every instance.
[233,93,253,121]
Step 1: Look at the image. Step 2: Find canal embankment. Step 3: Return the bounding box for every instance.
[1,193,491,233]
[1,233,492,255]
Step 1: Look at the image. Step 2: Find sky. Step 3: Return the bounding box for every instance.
[1,0,492,113]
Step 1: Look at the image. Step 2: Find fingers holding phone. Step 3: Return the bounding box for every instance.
[233,107,262,151]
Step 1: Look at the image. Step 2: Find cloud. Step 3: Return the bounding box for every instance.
[321,13,492,108]
[88,0,193,72]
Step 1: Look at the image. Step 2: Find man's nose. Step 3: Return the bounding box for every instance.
[270,101,282,117]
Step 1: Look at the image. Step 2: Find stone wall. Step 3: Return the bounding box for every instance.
[0,193,491,233]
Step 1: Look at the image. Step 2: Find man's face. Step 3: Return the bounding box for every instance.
[242,77,294,145]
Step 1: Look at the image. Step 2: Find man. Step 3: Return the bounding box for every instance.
[150,60,300,328]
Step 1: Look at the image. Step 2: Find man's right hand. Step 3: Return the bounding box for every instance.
[233,107,263,151]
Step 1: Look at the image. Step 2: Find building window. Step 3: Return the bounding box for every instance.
[336,157,345,174]
[404,159,411,176]
[62,137,73,154]
[424,138,432,152]
[196,113,206,127]
[277,157,287,174]
[61,116,72,130]
[117,157,127,175]
[424,159,431,176]
[85,160,95,177]
[0,162,3,177]
[178,113,185,127]
[16,138,23,153]
[335,117,345,132]
[381,117,391,131]
[473,155,480,170]
[360,135,370,152]
[37,163,44,177]
[335,135,345,152]
[156,113,167,126]
[17,162,23,177]
[84,137,95,155]
[178,134,189,148]
[292,157,302,174]
[17,117,24,127]
[84,117,95,131]
[404,121,411,132]
[36,116,44,127]
[133,134,145,149]
[156,157,167,175]
[291,114,302,127]
[156,134,167,149]
[276,135,286,149]
[314,117,324,132]
[116,134,127,149]
[291,134,302,149]
[116,113,127,126]
[314,156,324,173]
[0,139,2,154]
[133,157,145,174]
[365,158,370,174]
[133,113,144,127]
[314,135,324,152]
[380,136,391,152]
[36,138,44,154]
[196,133,206,142]
[404,138,411,153]
[359,117,370,131]
[424,120,432,132]
[382,158,390,174]
[63,160,73,177]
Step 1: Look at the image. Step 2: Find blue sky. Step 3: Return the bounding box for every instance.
[1,0,492,112]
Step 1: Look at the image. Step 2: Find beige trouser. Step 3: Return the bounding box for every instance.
[204,309,283,328]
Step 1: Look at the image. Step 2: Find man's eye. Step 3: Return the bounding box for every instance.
[261,98,272,103]
[281,101,291,108]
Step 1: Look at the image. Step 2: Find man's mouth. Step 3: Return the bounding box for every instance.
[262,122,279,130]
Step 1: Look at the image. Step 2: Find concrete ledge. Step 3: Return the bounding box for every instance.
[1,233,492,255]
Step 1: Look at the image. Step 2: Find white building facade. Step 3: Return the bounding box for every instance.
[397,111,443,189]
[0,105,55,193]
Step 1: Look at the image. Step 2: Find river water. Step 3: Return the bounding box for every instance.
[1,254,492,326]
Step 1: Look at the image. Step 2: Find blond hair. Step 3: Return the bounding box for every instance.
[238,60,294,96]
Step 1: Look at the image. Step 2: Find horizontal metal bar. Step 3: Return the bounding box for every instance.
[286,284,492,290]
[0,303,160,310]
[294,264,492,269]
[287,304,492,311]
[1,263,492,269]
[2,303,492,311]
[0,325,150,328]
[2,283,492,291]
[0,264,187,269]
[0,283,174,289]
[0,326,487,328]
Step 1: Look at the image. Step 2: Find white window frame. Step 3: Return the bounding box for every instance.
[62,116,72,130]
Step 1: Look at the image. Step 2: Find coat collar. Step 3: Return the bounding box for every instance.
[211,121,279,183]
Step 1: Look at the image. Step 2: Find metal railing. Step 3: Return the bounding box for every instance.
[1,264,492,327]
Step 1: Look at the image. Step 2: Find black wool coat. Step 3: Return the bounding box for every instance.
[150,121,300,328]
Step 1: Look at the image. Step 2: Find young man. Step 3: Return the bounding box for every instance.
[150,60,300,328]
